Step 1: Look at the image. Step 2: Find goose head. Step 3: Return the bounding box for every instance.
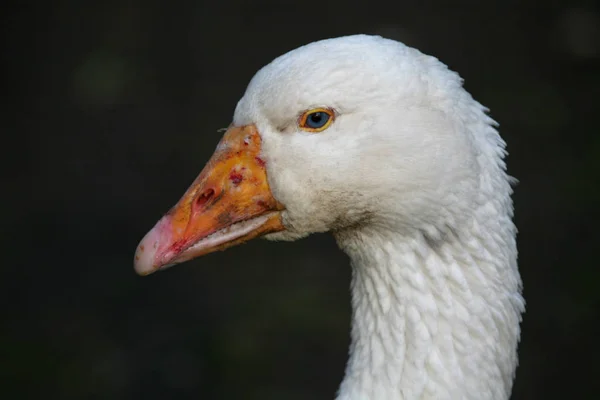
[134,35,487,273]
[134,34,523,400]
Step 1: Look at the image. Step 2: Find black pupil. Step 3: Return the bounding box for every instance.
[309,112,324,126]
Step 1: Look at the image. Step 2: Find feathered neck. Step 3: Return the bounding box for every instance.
[333,211,524,400]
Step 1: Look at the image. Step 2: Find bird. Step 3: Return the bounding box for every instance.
[133,34,525,400]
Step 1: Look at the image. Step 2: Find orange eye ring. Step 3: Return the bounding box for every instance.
[298,108,335,132]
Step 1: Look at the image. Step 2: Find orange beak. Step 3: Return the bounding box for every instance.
[133,124,285,276]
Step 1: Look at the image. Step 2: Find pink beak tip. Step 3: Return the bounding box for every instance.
[133,216,173,276]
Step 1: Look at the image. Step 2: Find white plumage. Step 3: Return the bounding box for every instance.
[136,34,525,400]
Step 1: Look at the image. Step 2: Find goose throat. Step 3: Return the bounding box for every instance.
[334,225,523,400]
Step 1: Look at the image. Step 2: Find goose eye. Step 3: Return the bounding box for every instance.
[299,108,334,132]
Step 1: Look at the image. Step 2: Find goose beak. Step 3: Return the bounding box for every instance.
[134,124,285,276]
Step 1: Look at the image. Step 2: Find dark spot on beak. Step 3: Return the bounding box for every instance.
[229,172,243,185]
[255,157,266,167]
[217,212,233,226]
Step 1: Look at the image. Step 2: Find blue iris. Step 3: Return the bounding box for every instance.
[305,111,330,129]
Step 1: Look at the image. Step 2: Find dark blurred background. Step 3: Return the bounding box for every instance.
[3,0,599,399]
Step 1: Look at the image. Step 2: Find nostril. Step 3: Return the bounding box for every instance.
[194,188,215,209]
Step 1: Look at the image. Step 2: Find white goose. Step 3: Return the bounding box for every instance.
[134,35,524,400]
